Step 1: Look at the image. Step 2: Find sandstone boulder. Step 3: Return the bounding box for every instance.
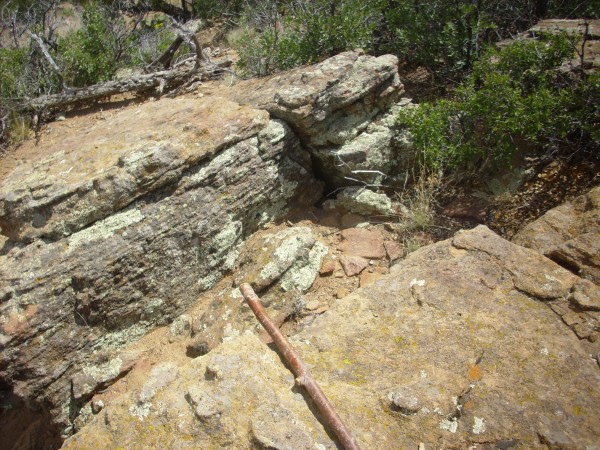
[60,226,600,449]
[512,185,600,284]
[0,98,322,438]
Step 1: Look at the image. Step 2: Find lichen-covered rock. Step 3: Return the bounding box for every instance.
[188,225,327,356]
[61,334,335,450]
[233,226,327,292]
[512,185,600,284]
[335,187,396,217]
[224,51,414,188]
[0,99,322,438]
[60,226,600,449]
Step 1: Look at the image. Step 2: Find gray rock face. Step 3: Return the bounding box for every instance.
[188,225,328,357]
[0,99,322,436]
[60,226,600,449]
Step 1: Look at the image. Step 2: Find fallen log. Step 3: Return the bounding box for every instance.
[18,62,228,114]
[240,283,362,450]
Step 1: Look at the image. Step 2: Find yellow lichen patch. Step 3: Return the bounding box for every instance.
[467,364,482,382]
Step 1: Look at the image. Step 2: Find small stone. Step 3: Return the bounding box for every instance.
[569,280,600,311]
[336,288,348,299]
[91,399,105,414]
[205,364,223,380]
[305,300,320,311]
[339,228,386,259]
[383,240,403,261]
[387,390,420,415]
[319,260,336,276]
[169,314,192,337]
[340,255,369,276]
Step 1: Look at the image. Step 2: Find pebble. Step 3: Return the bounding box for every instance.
[305,300,320,311]
[91,399,105,414]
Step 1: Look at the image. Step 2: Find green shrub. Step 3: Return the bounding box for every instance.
[58,2,137,86]
[398,33,598,172]
[273,0,384,69]
[230,0,384,76]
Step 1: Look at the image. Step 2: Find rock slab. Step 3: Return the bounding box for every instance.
[60,226,600,449]
[0,99,322,438]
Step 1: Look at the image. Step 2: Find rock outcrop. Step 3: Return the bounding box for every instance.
[60,226,600,449]
[513,185,600,284]
[0,50,410,443]
[0,97,322,437]
[224,50,414,188]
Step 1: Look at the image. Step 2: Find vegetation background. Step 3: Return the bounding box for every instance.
[1,0,598,201]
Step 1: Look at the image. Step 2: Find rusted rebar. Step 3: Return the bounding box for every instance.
[239,283,362,450]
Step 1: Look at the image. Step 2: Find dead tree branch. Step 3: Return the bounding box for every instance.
[30,32,67,91]
[240,283,362,450]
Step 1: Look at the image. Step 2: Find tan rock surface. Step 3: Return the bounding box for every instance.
[513,185,600,284]
[61,226,600,449]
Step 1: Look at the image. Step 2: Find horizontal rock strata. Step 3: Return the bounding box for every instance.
[0,96,323,436]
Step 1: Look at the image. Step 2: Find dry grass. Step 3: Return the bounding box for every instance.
[396,169,442,232]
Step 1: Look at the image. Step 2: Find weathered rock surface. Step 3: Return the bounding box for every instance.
[187,225,328,356]
[338,227,386,259]
[335,187,396,217]
[513,185,600,284]
[0,97,322,437]
[59,226,600,449]
[224,50,413,187]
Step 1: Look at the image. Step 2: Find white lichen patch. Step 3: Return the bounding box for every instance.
[196,273,216,291]
[258,119,288,147]
[439,417,458,433]
[222,322,241,341]
[69,208,144,248]
[410,279,426,287]
[473,417,486,434]
[129,401,152,421]
[83,357,123,382]
[280,241,329,293]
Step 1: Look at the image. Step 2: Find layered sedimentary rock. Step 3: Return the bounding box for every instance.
[224,50,414,187]
[0,97,322,436]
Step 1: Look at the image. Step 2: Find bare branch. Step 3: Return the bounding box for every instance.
[240,283,362,450]
[30,32,67,91]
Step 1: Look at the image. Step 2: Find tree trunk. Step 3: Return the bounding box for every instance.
[20,67,199,113]
[146,36,184,71]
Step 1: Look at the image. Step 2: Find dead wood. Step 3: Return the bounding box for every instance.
[240,283,362,450]
[30,32,67,91]
[18,62,229,114]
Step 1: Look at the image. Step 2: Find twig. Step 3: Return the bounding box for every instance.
[239,283,361,450]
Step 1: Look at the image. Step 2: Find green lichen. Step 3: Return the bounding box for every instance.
[68,208,144,249]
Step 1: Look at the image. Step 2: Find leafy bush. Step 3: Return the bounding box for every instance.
[385,0,490,77]
[58,2,132,86]
[397,33,598,172]
[273,0,385,69]
[230,0,385,76]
